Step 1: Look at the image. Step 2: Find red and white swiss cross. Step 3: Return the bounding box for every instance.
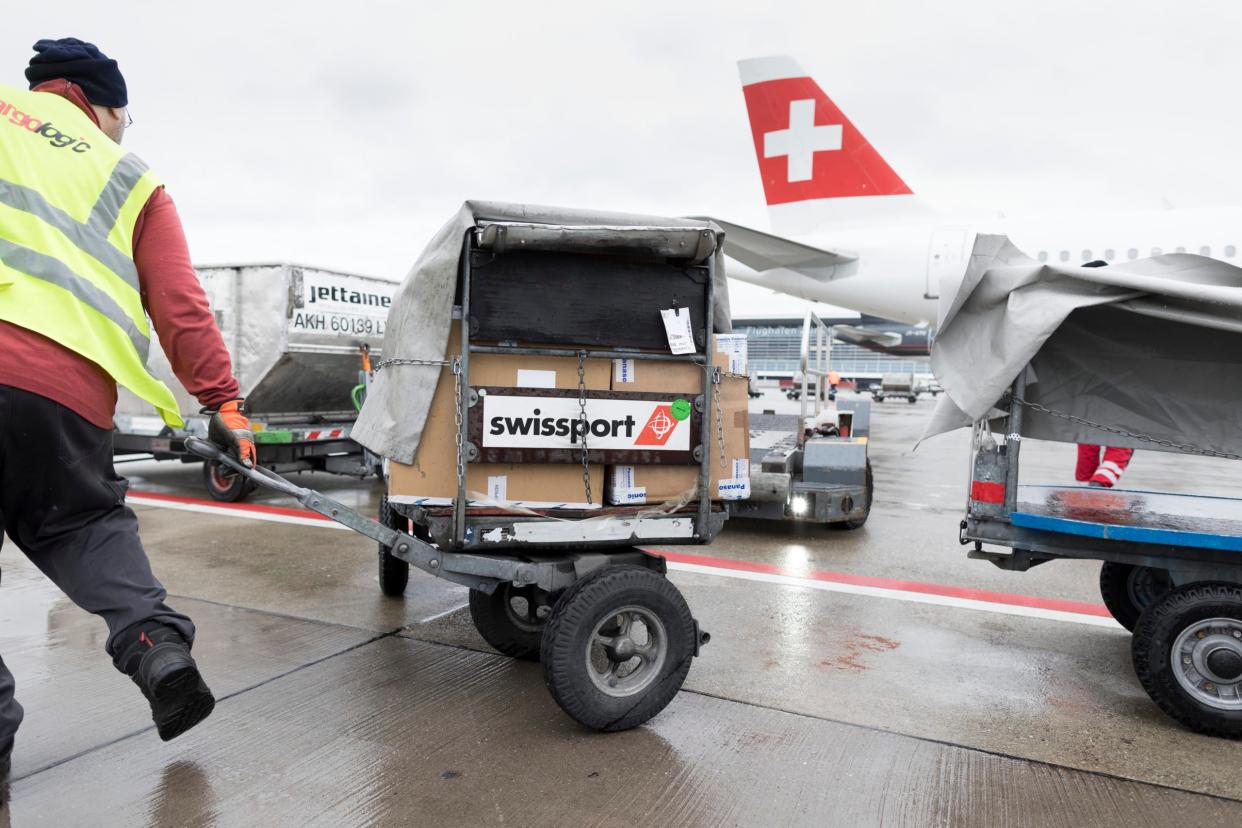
[739,56,911,206]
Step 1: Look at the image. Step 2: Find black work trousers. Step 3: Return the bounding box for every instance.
[0,385,194,746]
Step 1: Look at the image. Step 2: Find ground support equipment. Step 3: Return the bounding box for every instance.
[961,370,1242,737]
[730,311,872,527]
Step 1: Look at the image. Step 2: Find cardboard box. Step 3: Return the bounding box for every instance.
[605,337,750,505]
[388,323,609,508]
[610,332,747,387]
[712,375,752,500]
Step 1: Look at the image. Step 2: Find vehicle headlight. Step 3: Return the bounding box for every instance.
[790,496,809,516]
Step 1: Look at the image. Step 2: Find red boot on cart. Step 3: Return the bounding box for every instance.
[1077,444,1134,488]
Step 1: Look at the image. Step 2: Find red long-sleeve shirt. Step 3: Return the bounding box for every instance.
[0,80,239,428]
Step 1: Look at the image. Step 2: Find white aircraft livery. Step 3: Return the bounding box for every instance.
[711,55,1242,326]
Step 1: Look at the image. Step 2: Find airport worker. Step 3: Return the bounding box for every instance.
[1071,260,1135,489]
[0,38,256,799]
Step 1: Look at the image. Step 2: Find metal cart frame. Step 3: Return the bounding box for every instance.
[396,225,727,553]
[959,368,1242,737]
[189,221,727,732]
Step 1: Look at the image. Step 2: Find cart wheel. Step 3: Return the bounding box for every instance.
[541,565,699,731]
[837,461,874,530]
[469,583,556,661]
[1100,562,1173,632]
[377,495,409,597]
[1132,583,1242,738]
[907,395,917,404]
[201,460,255,502]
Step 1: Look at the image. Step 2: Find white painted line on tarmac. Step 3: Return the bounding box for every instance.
[128,495,352,530]
[415,603,470,624]
[666,561,1121,628]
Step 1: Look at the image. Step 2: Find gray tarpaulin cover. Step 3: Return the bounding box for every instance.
[925,234,1242,456]
[353,201,732,463]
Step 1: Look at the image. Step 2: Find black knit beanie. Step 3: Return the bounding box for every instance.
[25,37,128,108]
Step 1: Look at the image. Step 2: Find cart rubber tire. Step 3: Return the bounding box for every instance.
[377,495,409,598]
[541,565,697,732]
[1100,562,1173,632]
[202,460,255,502]
[469,583,557,661]
[907,395,917,404]
[1132,582,1242,738]
[837,461,874,530]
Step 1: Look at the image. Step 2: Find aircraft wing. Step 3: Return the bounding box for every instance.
[693,217,858,273]
[831,324,904,350]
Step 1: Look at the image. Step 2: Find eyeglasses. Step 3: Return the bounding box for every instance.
[124,109,134,128]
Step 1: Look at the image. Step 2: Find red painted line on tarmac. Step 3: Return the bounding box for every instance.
[130,490,1110,618]
[128,489,333,521]
[654,549,1112,618]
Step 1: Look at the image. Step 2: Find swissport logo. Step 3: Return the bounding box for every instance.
[634,405,677,447]
[481,394,690,452]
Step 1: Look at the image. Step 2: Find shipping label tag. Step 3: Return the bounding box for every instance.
[660,308,695,355]
[487,475,508,501]
[516,369,556,389]
[613,358,635,384]
[715,334,749,374]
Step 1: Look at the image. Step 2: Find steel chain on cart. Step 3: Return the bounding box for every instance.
[452,357,466,492]
[577,351,593,504]
[712,369,726,469]
[1012,396,1242,461]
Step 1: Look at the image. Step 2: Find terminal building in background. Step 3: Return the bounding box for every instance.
[732,312,935,390]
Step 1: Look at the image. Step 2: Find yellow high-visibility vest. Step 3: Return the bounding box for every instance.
[0,83,183,426]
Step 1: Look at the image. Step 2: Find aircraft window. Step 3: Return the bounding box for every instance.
[1104,248,1115,260]
[1228,245,1238,258]
[1200,246,1212,256]
[1059,250,1070,262]
[1081,249,1092,261]
[1151,247,1163,256]
[1037,251,1048,263]
[1127,248,1138,259]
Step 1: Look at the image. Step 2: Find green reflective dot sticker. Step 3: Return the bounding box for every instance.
[670,399,691,421]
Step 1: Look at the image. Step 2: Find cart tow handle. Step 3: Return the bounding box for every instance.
[184,436,401,548]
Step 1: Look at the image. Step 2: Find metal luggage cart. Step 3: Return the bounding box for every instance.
[961,370,1242,738]
[191,221,727,732]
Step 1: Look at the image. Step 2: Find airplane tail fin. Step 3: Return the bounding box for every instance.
[738,56,931,233]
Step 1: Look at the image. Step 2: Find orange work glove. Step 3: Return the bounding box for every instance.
[205,398,256,468]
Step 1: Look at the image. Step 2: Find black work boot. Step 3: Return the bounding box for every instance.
[116,625,215,742]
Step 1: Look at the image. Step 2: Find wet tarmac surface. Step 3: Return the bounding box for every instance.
[4,390,1242,825]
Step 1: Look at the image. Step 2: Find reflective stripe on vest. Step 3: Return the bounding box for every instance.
[0,83,183,426]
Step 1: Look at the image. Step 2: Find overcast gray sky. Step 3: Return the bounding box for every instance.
[8,1,1242,315]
